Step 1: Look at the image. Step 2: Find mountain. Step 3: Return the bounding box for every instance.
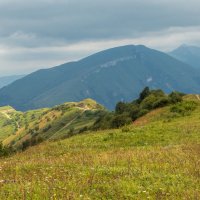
[0,45,200,111]
[0,98,104,149]
[169,44,200,68]
[0,75,24,89]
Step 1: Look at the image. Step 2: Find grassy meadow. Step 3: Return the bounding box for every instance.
[0,96,199,199]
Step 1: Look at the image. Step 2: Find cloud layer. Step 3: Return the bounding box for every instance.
[0,0,200,75]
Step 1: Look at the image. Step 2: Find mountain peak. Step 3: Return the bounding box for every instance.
[0,45,199,111]
[169,44,200,68]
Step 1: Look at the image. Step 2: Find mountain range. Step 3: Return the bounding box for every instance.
[0,44,200,111]
[0,75,24,89]
[169,44,200,69]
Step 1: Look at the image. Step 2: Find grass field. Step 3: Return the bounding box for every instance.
[0,96,199,199]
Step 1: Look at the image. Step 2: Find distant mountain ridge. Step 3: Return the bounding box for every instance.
[0,44,200,111]
[169,44,200,69]
[0,75,24,89]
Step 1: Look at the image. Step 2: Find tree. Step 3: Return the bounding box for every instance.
[115,102,127,114]
[138,87,150,102]
[169,91,182,103]
[111,113,132,128]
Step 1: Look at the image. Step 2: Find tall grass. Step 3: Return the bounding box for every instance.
[0,98,199,199]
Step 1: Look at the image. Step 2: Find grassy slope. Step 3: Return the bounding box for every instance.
[0,106,18,141]
[0,99,104,148]
[0,96,199,199]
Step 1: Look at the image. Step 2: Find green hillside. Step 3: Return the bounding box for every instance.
[0,106,18,141]
[0,99,105,150]
[0,94,199,199]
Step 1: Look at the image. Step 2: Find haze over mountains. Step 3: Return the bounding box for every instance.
[0,75,24,89]
[0,44,200,111]
[169,45,200,69]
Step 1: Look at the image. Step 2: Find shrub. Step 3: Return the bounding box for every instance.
[140,94,157,110]
[68,127,75,136]
[137,109,149,118]
[0,142,13,157]
[43,125,52,132]
[152,97,169,108]
[93,112,114,130]
[115,102,127,114]
[79,126,88,133]
[111,113,132,128]
[130,106,140,120]
[170,101,197,116]
[121,126,131,133]
[169,91,183,103]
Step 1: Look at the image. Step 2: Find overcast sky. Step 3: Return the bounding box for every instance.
[0,0,200,76]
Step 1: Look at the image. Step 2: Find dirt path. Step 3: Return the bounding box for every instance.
[0,109,20,130]
[1,111,12,120]
[196,95,200,101]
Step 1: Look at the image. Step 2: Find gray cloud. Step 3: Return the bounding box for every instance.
[0,0,200,75]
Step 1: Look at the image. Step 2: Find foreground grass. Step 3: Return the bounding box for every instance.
[0,101,200,199]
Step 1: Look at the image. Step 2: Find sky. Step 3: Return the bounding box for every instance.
[0,0,200,76]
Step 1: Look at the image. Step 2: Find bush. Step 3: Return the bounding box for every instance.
[169,91,183,103]
[152,97,169,108]
[111,113,132,128]
[130,106,140,120]
[170,101,197,116]
[121,126,131,133]
[68,127,75,136]
[0,142,13,157]
[21,136,44,151]
[115,102,127,114]
[140,94,157,110]
[137,109,149,118]
[43,125,52,132]
[79,126,88,133]
[93,112,114,130]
